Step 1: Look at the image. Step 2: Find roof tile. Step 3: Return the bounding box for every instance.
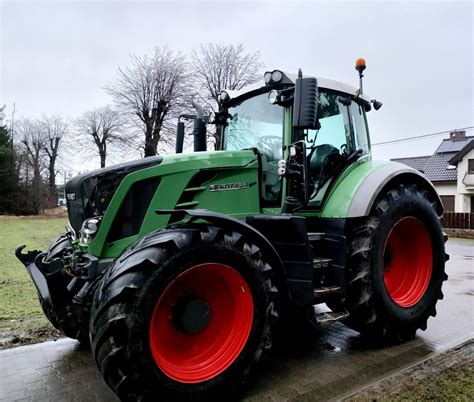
[392,137,474,182]
[422,152,458,182]
[435,136,474,153]
[391,156,431,172]
[392,153,458,182]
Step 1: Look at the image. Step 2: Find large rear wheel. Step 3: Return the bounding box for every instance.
[337,183,448,341]
[90,225,277,401]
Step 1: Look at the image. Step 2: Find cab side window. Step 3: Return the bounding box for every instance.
[350,102,370,154]
[304,91,352,207]
[299,90,370,209]
[305,91,352,154]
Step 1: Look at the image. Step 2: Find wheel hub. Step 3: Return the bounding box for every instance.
[173,297,212,334]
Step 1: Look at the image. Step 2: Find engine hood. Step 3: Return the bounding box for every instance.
[65,151,258,235]
[65,156,163,234]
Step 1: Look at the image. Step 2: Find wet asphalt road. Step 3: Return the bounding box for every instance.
[0,240,472,401]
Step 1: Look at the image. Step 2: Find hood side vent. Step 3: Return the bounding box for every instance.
[170,170,218,224]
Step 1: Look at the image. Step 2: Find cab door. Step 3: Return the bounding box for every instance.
[299,90,369,209]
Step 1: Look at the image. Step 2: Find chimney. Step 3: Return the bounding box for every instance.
[450,130,466,141]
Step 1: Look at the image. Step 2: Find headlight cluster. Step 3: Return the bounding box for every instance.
[264,70,285,86]
[79,217,102,244]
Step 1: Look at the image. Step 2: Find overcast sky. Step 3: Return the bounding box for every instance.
[1,0,473,173]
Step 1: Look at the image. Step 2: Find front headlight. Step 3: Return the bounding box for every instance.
[268,90,279,104]
[79,217,102,244]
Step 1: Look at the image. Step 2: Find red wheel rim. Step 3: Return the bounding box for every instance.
[383,217,433,307]
[149,263,254,383]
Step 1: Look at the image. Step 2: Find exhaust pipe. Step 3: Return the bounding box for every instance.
[176,121,185,154]
[192,101,207,152]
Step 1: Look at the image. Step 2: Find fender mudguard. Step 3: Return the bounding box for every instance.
[119,209,290,302]
[321,160,443,218]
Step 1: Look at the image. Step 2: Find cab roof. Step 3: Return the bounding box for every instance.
[224,72,372,104]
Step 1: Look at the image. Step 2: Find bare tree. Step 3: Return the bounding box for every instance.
[41,115,68,204]
[75,106,126,168]
[106,47,189,157]
[191,43,263,149]
[18,118,44,214]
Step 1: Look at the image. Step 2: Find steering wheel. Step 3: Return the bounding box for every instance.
[257,135,282,160]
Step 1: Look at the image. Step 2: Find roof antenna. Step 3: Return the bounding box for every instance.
[298,68,303,78]
[355,58,366,96]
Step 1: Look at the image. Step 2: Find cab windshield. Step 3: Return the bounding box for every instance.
[223,92,283,161]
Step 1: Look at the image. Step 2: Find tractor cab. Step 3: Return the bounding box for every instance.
[177,61,382,212]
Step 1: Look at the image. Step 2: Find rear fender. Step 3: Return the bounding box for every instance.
[321,161,443,218]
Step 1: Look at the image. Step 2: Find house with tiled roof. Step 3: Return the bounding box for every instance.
[392,130,474,212]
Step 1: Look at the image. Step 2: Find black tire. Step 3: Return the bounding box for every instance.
[334,183,448,342]
[90,225,278,401]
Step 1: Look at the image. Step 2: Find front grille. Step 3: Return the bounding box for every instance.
[107,177,161,242]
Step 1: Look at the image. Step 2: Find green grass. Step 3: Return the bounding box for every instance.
[347,342,474,401]
[393,364,473,401]
[0,217,67,323]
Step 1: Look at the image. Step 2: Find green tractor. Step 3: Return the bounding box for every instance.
[17,59,448,400]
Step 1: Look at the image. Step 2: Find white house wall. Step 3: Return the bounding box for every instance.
[434,183,457,196]
[456,194,471,213]
[456,148,474,212]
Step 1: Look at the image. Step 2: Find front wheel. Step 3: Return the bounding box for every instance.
[90,225,277,401]
[338,183,448,341]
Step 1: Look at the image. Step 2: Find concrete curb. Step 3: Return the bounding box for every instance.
[337,334,474,401]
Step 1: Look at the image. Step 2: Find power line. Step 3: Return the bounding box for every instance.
[372,126,474,146]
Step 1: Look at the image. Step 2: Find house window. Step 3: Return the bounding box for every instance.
[468,159,474,174]
[440,195,455,212]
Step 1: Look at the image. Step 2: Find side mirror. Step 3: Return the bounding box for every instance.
[292,75,319,130]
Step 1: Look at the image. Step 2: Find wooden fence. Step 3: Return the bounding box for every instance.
[443,212,474,229]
